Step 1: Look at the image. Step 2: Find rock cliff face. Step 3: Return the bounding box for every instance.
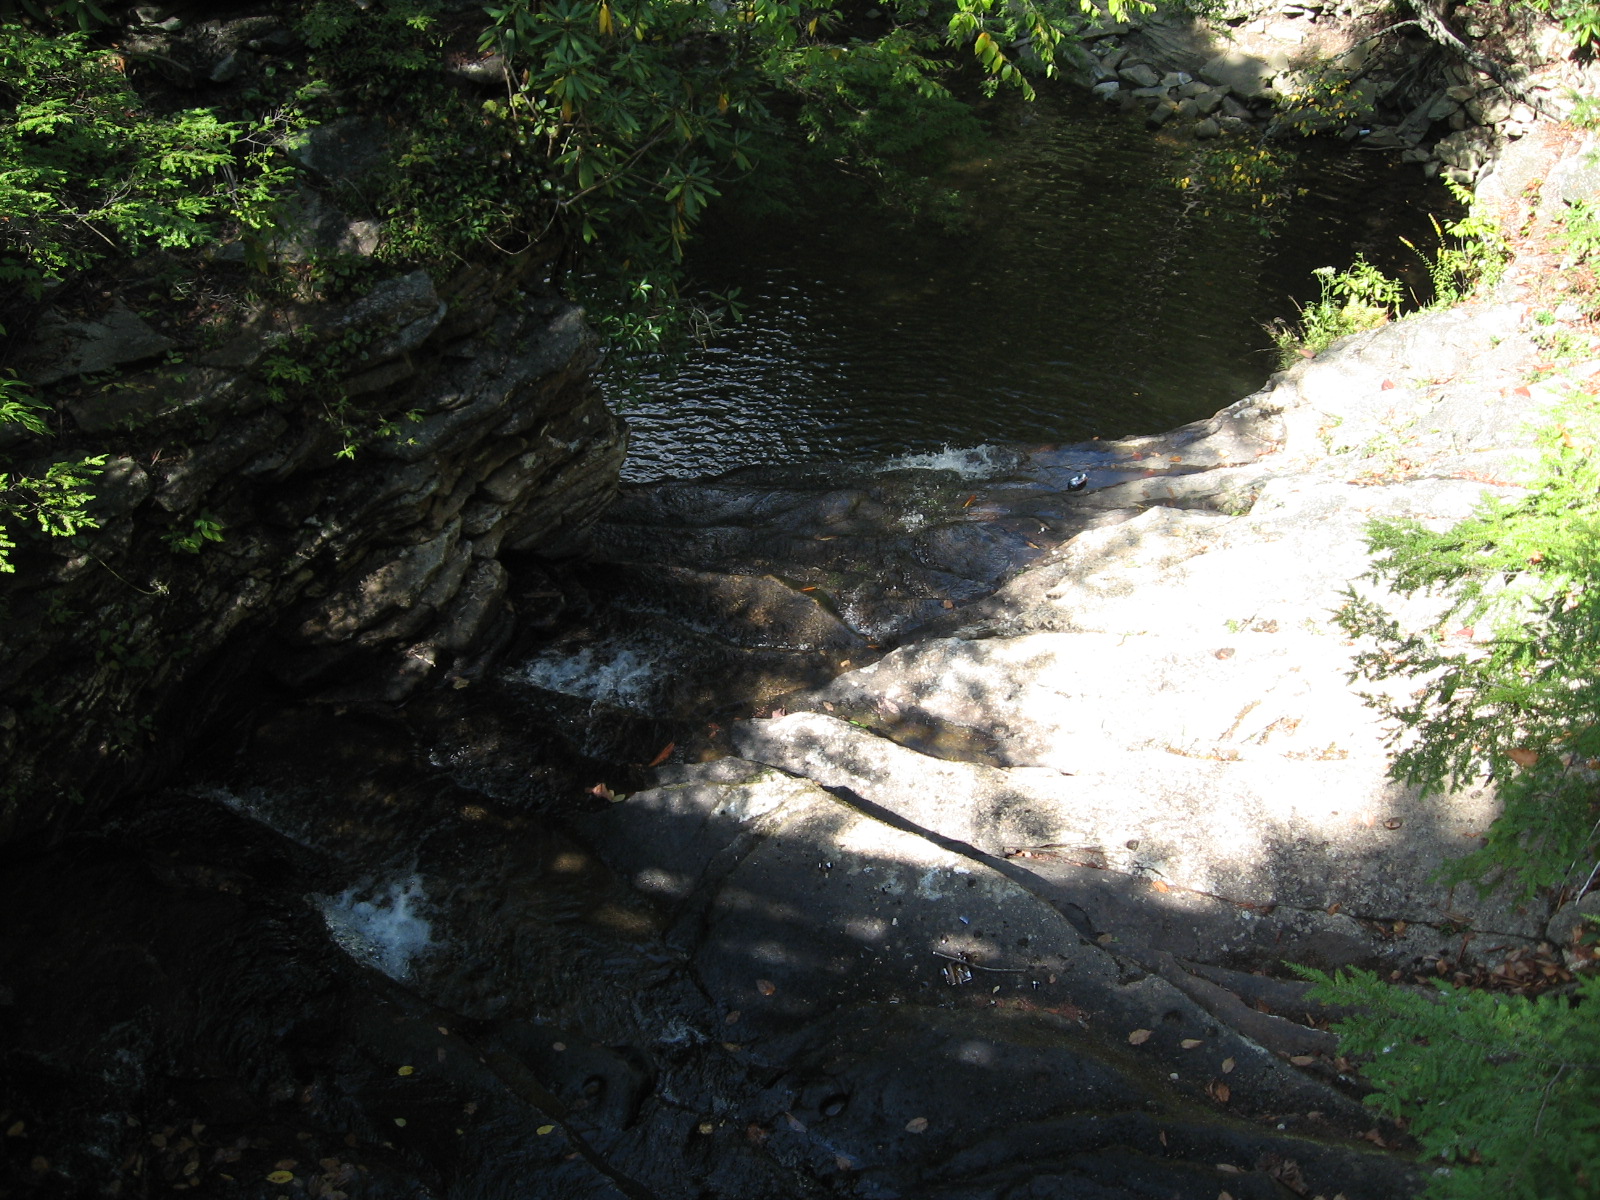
[0,257,625,843]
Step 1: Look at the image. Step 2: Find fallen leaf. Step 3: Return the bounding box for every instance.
[1170,454,1182,462]
[1326,903,1341,915]
[1159,1130,1167,1146]
[785,1113,807,1132]
[552,1042,567,1052]
[963,494,977,507]
[834,1155,855,1171]
[1290,1055,1316,1066]
[1151,880,1171,893]
[941,599,954,609]
[745,1123,768,1145]
[1514,385,1532,398]
[1507,747,1539,767]
[393,1118,406,1128]
[725,1010,741,1025]
[1181,1038,1203,1049]
[905,1117,929,1133]
[1128,1029,1153,1045]
[5,1122,23,1138]
[647,742,676,767]
[397,1066,415,1077]
[756,979,777,996]
[1298,347,1316,359]
[1384,817,1403,830]
[800,586,817,592]
[266,1171,295,1185]
[1380,379,1395,390]
[1219,1193,1235,1200]
[1221,1057,1236,1074]
[588,783,615,801]
[537,1125,557,1136]
[274,1160,298,1171]
[1217,1162,1243,1174]
[1210,1082,1231,1103]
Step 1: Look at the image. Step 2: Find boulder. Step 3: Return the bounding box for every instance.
[19,302,175,386]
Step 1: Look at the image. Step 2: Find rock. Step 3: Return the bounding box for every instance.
[1097,44,1127,73]
[1194,117,1221,138]
[1427,94,1461,121]
[1091,80,1121,101]
[1118,62,1161,88]
[1467,87,1514,125]
[19,302,175,387]
[1199,49,1277,99]
[283,116,392,186]
[1545,889,1600,970]
[1146,99,1179,128]
[334,269,447,362]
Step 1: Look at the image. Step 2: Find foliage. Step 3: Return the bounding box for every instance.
[1405,180,1510,306]
[0,372,103,574]
[1299,966,1600,1199]
[1174,141,1297,234]
[1526,0,1600,50]
[0,0,110,31]
[1269,257,1401,367]
[1557,196,1600,265]
[472,0,1147,326]
[0,28,294,306]
[1334,392,1600,898]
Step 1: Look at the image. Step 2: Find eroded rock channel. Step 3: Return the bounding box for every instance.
[4,290,1564,1198]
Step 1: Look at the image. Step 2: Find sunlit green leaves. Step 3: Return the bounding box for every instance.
[0,29,293,300]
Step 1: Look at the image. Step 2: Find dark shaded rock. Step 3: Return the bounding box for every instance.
[18,302,175,386]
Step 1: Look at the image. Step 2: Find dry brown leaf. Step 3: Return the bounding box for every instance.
[1221,1057,1236,1074]
[785,1113,807,1132]
[1151,880,1171,893]
[835,1155,856,1171]
[1507,747,1539,768]
[647,742,676,767]
[756,979,777,996]
[1181,1038,1203,1049]
[1128,1029,1153,1045]
[1216,1163,1243,1175]
[1290,1055,1316,1066]
[905,1117,929,1133]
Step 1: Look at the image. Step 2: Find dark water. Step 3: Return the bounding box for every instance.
[615,89,1449,481]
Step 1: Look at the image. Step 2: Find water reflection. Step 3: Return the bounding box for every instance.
[615,89,1448,480]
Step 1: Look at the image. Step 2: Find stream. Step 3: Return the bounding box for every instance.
[617,88,1450,481]
[0,91,1447,1200]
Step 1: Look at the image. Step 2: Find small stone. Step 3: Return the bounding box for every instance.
[1194,118,1221,139]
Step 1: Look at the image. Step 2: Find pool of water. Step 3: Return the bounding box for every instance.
[612,87,1450,481]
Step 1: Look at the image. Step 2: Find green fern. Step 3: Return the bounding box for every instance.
[1302,967,1600,1200]
[1335,394,1600,897]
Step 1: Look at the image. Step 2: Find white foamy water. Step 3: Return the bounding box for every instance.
[318,875,436,982]
[881,444,1014,479]
[506,642,660,709]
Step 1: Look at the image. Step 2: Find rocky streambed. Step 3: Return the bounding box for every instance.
[3,280,1572,1199]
